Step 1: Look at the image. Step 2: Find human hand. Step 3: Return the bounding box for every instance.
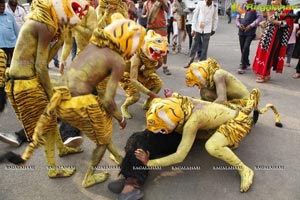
[148,91,160,99]
[118,117,127,129]
[135,149,150,165]
[244,25,251,32]
[259,21,267,28]
[164,88,173,97]
[191,30,196,37]
[238,24,245,31]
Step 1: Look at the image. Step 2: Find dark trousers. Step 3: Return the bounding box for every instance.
[167,17,174,44]
[14,121,81,144]
[2,48,14,68]
[186,24,193,50]
[296,56,300,73]
[239,34,255,69]
[120,130,182,186]
[189,32,211,64]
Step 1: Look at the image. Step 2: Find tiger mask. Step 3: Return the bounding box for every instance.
[105,13,146,59]
[141,30,168,61]
[51,0,90,26]
[146,97,184,134]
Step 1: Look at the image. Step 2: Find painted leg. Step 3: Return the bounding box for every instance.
[55,127,83,157]
[108,141,123,165]
[205,132,254,192]
[44,132,76,178]
[82,144,109,188]
[121,93,140,119]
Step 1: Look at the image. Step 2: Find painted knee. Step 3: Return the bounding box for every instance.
[205,139,222,156]
[132,93,141,102]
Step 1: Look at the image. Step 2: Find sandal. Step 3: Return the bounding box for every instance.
[256,76,265,83]
[293,73,300,79]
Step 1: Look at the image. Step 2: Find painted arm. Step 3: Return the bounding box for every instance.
[102,62,126,128]
[212,71,227,104]
[35,25,55,100]
[130,54,157,97]
[59,29,72,72]
[147,115,199,167]
[73,7,97,37]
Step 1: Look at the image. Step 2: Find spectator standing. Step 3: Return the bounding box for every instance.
[285,22,299,67]
[136,0,147,28]
[171,0,186,53]
[293,27,300,79]
[184,0,218,68]
[125,0,137,21]
[184,6,195,52]
[252,0,294,83]
[236,0,263,74]
[5,0,27,30]
[143,0,172,75]
[225,2,231,24]
[166,0,174,45]
[0,0,19,68]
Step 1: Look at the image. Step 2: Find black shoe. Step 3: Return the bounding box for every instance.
[118,188,144,200]
[108,178,125,194]
[54,62,59,68]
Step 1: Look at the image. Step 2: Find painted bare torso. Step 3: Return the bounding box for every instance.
[214,69,249,100]
[187,98,237,130]
[9,20,55,78]
[59,44,125,96]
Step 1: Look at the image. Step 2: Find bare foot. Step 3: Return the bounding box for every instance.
[48,168,76,178]
[58,146,83,157]
[109,153,123,165]
[239,166,254,192]
[82,172,109,188]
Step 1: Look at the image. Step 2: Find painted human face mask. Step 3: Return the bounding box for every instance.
[146,98,184,134]
[185,61,208,89]
[52,0,89,26]
[142,30,168,61]
[105,13,147,59]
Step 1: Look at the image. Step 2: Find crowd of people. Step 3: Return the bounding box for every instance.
[0,0,299,200]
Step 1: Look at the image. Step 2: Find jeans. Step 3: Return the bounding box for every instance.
[239,34,255,69]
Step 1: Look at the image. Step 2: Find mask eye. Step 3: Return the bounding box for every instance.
[159,129,167,134]
[156,39,162,44]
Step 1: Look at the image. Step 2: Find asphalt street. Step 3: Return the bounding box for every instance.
[0,16,299,200]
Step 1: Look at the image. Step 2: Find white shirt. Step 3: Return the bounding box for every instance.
[191,1,218,34]
[5,3,27,30]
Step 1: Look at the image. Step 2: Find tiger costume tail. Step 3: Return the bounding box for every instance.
[224,88,282,128]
